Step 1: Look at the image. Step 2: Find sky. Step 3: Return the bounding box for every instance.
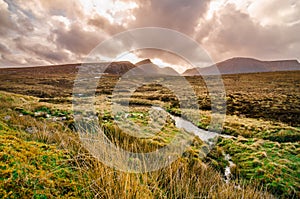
[0,0,299,73]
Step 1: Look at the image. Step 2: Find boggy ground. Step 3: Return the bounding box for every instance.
[0,66,299,198]
[0,67,299,126]
[0,91,274,198]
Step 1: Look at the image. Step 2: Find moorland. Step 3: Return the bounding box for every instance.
[0,62,299,198]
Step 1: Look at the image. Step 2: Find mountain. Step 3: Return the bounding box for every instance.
[0,59,181,76]
[0,61,137,76]
[134,59,179,76]
[182,57,300,76]
[135,59,153,67]
[6,57,298,77]
[101,61,136,75]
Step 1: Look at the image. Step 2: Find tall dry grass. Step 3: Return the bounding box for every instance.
[0,91,274,198]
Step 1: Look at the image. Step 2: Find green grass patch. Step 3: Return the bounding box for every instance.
[217,137,300,197]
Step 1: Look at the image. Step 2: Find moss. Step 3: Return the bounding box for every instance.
[204,146,228,173]
[0,130,92,198]
[217,137,300,197]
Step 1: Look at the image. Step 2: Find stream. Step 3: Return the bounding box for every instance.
[153,106,234,183]
[170,114,232,145]
[153,106,232,145]
[224,154,234,184]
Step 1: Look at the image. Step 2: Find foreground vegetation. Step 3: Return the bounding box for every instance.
[0,70,299,198]
[0,91,275,198]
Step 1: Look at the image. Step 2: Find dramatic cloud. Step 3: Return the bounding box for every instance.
[52,23,107,56]
[88,14,125,34]
[0,43,10,54]
[196,3,300,62]
[0,0,18,36]
[127,0,210,35]
[15,37,70,63]
[248,0,300,26]
[0,0,299,71]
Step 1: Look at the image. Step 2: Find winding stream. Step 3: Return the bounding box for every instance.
[153,106,232,145]
[170,114,232,145]
[153,106,234,182]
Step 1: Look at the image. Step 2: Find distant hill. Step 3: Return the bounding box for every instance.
[2,57,299,77]
[134,59,180,76]
[135,59,153,67]
[182,57,300,76]
[101,61,136,75]
[0,59,180,76]
[0,61,137,76]
[0,63,79,75]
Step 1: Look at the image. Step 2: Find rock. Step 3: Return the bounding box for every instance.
[34,111,47,117]
[25,127,37,134]
[4,115,11,121]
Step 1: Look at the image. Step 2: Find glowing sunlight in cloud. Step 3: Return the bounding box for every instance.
[115,52,142,63]
[79,0,138,25]
[205,0,226,20]
[152,58,170,67]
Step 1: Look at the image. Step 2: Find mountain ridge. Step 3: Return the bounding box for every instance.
[1,57,299,76]
[183,57,300,76]
[134,59,179,76]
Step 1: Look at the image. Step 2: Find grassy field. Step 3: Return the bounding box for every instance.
[0,68,299,198]
[0,91,273,198]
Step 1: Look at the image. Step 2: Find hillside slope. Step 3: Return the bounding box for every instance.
[183,57,300,76]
